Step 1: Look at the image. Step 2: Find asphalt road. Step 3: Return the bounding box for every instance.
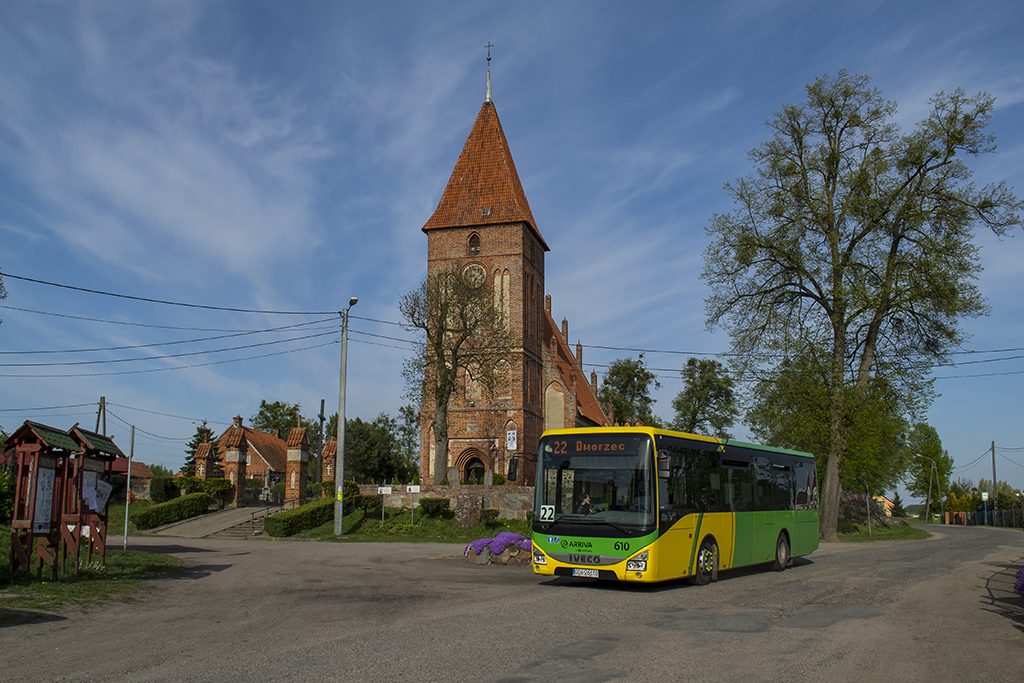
[2,525,1022,683]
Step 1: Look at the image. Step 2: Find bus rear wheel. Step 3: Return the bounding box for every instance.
[772,533,790,572]
[689,537,718,585]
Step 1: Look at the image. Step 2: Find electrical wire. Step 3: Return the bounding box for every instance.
[0,330,338,367]
[0,304,280,332]
[1,271,336,315]
[0,317,338,355]
[0,341,335,378]
[107,402,229,426]
[0,402,98,412]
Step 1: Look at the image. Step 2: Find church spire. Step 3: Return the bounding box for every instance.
[484,42,493,103]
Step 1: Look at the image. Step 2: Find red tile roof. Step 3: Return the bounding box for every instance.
[422,102,549,251]
[322,440,337,457]
[543,310,609,427]
[286,427,307,449]
[216,424,287,474]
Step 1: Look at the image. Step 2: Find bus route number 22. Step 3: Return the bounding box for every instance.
[539,505,555,521]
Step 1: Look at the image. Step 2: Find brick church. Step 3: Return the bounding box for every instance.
[418,73,609,487]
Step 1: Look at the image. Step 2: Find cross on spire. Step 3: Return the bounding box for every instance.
[484,42,493,103]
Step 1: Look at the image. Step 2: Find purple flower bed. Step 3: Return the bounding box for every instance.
[464,532,530,558]
[1015,566,1024,595]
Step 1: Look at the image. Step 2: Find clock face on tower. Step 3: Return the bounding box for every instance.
[464,264,486,288]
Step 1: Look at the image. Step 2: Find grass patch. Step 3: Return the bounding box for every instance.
[0,523,184,614]
[293,506,531,543]
[836,522,931,542]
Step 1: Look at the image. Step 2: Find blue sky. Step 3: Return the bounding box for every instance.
[1,1,1022,501]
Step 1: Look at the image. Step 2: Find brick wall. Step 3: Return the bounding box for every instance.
[357,484,534,520]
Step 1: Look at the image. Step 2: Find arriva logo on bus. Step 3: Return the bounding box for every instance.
[560,539,593,549]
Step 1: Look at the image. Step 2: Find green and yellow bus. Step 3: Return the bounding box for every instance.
[531,427,818,584]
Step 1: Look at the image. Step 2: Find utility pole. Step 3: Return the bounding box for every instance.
[123,425,134,552]
[334,297,358,536]
[316,398,326,484]
[96,396,106,435]
[991,440,997,511]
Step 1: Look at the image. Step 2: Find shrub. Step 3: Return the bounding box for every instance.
[150,477,178,503]
[418,497,450,518]
[264,498,333,537]
[131,492,211,529]
[492,473,506,485]
[176,476,206,494]
[352,494,381,511]
[481,508,500,526]
[0,470,14,522]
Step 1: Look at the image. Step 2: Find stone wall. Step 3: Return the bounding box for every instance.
[356,484,534,520]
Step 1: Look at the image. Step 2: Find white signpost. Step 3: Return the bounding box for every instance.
[378,486,392,524]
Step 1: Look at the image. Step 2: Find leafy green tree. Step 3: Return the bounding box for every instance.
[702,71,1022,540]
[182,420,216,476]
[976,478,1020,511]
[597,354,661,426]
[400,267,514,484]
[149,463,175,479]
[670,358,738,438]
[747,346,908,493]
[903,424,953,516]
[397,403,420,477]
[344,413,415,483]
[250,400,318,452]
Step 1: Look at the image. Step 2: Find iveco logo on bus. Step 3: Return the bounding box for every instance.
[569,554,602,565]
[560,539,593,549]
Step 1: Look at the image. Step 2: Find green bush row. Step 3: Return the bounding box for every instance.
[131,492,211,530]
[264,498,334,537]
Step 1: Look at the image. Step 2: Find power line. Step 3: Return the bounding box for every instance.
[953,449,992,471]
[0,317,338,355]
[1,271,336,315]
[0,341,335,378]
[0,330,337,367]
[0,304,275,332]
[0,402,97,413]
[107,402,230,426]
[106,409,190,442]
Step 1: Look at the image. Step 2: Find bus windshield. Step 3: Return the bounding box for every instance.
[535,433,655,528]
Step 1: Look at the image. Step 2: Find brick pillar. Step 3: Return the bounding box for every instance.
[223,430,248,507]
[285,427,308,508]
[195,442,212,480]
[321,440,337,487]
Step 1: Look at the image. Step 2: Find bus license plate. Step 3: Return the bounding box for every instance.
[572,568,599,578]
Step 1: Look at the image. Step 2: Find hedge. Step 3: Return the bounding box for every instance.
[131,492,211,530]
[264,498,334,537]
[150,476,178,503]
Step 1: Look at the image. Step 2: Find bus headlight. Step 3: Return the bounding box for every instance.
[533,548,547,565]
[626,550,648,572]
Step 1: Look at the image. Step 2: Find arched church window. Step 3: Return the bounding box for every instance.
[469,233,480,256]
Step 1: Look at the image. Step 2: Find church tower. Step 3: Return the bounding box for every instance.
[418,73,549,486]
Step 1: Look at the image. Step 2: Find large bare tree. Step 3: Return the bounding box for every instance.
[702,72,1022,540]
[400,267,514,484]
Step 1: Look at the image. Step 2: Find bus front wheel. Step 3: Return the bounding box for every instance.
[689,537,718,585]
[772,533,790,572]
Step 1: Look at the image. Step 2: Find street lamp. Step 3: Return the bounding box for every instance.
[334,297,358,536]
